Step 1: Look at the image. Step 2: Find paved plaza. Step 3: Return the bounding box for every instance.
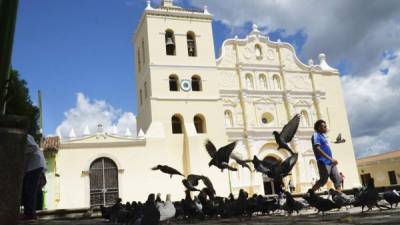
[21,207,400,225]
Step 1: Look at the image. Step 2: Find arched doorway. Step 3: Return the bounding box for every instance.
[262,156,282,195]
[89,157,119,207]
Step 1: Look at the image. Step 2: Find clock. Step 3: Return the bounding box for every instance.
[180,79,191,92]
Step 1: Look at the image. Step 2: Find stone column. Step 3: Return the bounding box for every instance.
[0,115,29,225]
[313,92,324,120]
[283,91,294,121]
[290,137,303,193]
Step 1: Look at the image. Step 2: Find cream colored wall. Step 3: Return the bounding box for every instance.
[52,133,231,209]
[358,159,400,187]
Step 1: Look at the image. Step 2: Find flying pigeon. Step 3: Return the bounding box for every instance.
[205,140,237,172]
[273,114,300,155]
[251,153,298,184]
[182,174,204,192]
[230,152,252,171]
[182,179,200,192]
[198,175,216,197]
[250,155,278,174]
[334,133,346,144]
[151,165,184,178]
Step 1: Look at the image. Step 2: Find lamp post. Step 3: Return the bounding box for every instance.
[0,1,30,225]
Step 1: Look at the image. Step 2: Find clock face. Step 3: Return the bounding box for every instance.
[180,79,191,92]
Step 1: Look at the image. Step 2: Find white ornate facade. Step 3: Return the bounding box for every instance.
[43,0,360,210]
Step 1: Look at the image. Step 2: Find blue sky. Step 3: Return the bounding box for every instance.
[12,0,313,136]
[12,0,400,157]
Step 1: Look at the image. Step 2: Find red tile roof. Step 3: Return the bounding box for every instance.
[42,136,60,152]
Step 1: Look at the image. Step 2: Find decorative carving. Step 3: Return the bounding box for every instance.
[266,49,275,60]
[286,74,312,91]
[220,72,236,88]
[254,97,276,105]
[243,47,252,59]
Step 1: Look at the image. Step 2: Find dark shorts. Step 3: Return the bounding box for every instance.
[316,162,341,189]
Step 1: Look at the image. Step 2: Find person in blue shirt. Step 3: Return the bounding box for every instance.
[311,120,342,191]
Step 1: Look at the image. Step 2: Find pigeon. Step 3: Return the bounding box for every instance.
[282,191,303,215]
[157,194,176,222]
[303,189,339,214]
[140,194,160,225]
[251,153,298,186]
[151,165,184,178]
[182,179,200,192]
[328,189,353,209]
[251,155,278,174]
[182,190,203,221]
[355,178,389,212]
[199,175,216,197]
[334,133,346,144]
[205,140,237,171]
[382,189,400,208]
[182,174,216,195]
[271,153,298,181]
[273,114,300,155]
[230,152,252,171]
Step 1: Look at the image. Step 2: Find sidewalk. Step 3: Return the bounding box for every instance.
[20,207,400,225]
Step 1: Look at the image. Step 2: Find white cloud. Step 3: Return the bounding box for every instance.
[55,93,137,138]
[342,49,400,158]
[190,0,400,74]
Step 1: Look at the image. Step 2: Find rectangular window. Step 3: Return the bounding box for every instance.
[144,82,148,98]
[137,48,141,72]
[388,171,397,185]
[142,39,145,64]
[139,90,143,106]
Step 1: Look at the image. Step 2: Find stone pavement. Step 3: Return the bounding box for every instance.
[20,207,400,225]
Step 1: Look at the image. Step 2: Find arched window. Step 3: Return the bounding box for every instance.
[224,110,233,127]
[187,31,197,57]
[169,75,179,91]
[139,89,143,105]
[245,74,254,90]
[137,48,141,72]
[272,74,282,90]
[255,44,262,59]
[171,114,183,134]
[89,157,119,207]
[259,74,267,90]
[301,110,310,127]
[193,114,206,133]
[144,82,148,98]
[191,75,202,91]
[165,29,176,56]
[141,39,146,64]
[261,112,274,125]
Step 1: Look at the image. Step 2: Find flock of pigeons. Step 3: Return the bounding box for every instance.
[100,114,400,225]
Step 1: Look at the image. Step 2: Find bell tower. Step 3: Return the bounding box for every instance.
[133,1,230,195]
[133,0,223,135]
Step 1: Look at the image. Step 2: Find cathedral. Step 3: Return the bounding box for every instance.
[42,0,360,210]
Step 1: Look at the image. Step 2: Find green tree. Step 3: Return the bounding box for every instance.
[5,68,40,138]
